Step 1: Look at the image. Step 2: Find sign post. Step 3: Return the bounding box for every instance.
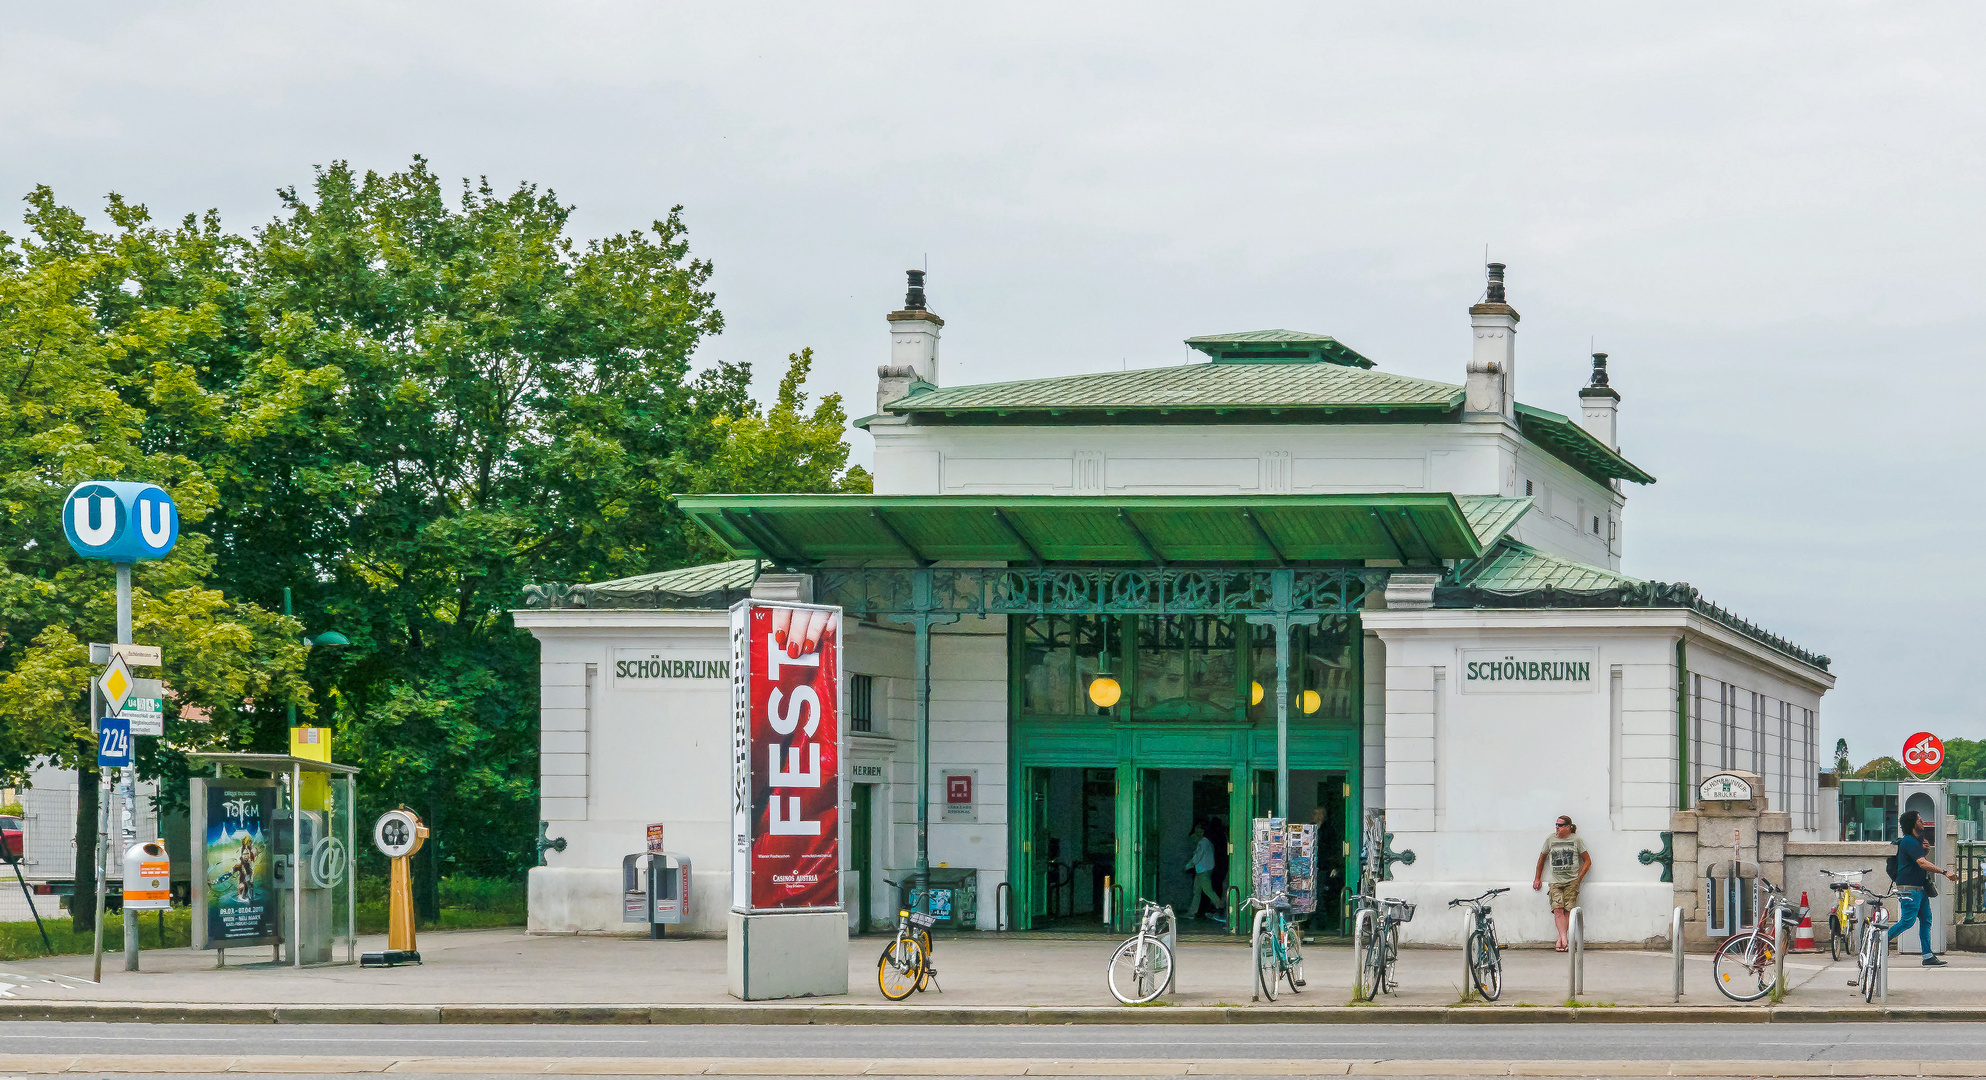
[63,480,178,979]
[726,599,848,1000]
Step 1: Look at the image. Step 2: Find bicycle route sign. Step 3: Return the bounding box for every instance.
[1902,731,1944,777]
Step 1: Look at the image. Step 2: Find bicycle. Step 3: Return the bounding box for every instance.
[1353,894,1413,1001]
[1106,898,1176,1004]
[877,878,939,1001]
[1244,892,1305,1001]
[1711,877,1800,1002]
[1820,867,1873,963]
[1448,887,1510,1001]
[1850,882,1897,1002]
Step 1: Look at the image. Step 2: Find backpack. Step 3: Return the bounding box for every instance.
[1885,849,1899,883]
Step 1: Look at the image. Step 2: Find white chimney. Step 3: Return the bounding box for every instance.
[1578,352,1620,451]
[887,269,942,384]
[1464,262,1518,423]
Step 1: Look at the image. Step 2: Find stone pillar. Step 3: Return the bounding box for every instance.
[1671,771,1788,949]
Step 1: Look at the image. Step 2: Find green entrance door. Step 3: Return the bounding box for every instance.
[851,783,874,934]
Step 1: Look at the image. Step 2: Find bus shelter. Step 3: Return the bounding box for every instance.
[187,753,359,967]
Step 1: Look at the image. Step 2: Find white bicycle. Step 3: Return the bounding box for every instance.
[1106,898,1176,1004]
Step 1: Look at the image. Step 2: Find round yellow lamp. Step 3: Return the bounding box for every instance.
[1088,675,1122,709]
[1301,689,1321,715]
[1250,681,1264,706]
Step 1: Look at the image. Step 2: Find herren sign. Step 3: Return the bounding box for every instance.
[1458,649,1597,693]
[729,600,842,913]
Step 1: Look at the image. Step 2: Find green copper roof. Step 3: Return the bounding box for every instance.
[1459,539,1637,592]
[677,493,1485,566]
[878,362,1462,418]
[1515,404,1655,486]
[1457,495,1534,551]
[585,559,760,596]
[1184,330,1376,368]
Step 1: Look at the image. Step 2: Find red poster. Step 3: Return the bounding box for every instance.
[730,600,841,912]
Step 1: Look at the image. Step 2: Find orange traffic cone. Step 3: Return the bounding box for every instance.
[1793,891,1817,953]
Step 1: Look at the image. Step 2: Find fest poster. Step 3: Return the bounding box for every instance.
[730,600,841,913]
[203,782,278,946]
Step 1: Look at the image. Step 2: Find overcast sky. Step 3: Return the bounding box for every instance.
[5,2,1980,764]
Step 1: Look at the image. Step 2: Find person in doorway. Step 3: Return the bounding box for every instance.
[1533,815,1590,951]
[1184,820,1224,923]
[1888,809,1958,968]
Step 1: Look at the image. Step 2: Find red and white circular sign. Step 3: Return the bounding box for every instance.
[1902,732,1945,776]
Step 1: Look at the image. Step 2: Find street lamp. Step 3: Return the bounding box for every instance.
[283,588,347,728]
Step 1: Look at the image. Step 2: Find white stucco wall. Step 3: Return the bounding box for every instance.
[515,609,737,935]
[870,419,1621,569]
[1361,607,1832,945]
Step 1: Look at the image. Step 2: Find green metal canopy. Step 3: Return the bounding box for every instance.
[676,493,1491,566]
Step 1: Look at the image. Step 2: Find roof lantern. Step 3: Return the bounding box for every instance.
[1183,330,1376,368]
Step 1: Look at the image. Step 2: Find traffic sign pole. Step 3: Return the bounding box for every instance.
[65,482,178,983]
[116,563,142,972]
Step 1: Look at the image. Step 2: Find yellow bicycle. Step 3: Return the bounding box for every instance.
[1821,867,1873,963]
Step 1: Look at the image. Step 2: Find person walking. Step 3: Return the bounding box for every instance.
[1888,809,1958,967]
[1183,820,1224,923]
[1533,815,1590,951]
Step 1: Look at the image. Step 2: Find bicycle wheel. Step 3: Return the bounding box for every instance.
[1280,919,1305,993]
[1355,919,1382,1002]
[1253,913,1279,1002]
[1107,935,1172,1005]
[1828,912,1844,963]
[1468,929,1502,1001]
[1383,924,1401,993]
[878,937,925,1001]
[1712,932,1774,1002]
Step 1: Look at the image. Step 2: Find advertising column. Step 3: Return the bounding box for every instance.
[726,599,849,1000]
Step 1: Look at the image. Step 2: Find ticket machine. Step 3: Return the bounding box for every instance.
[622,852,691,938]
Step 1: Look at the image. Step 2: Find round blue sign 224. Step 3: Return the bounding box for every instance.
[62,481,178,562]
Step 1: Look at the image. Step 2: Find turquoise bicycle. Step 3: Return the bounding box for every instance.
[1245,892,1305,1001]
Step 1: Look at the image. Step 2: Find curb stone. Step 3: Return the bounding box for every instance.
[2,1001,1984,1025]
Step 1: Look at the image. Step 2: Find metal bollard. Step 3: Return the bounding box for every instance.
[1672,906,1685,1002]
[1102,876,1114,928]
[1163,904,1178,995]
[1772,916,1787,998]
[1568,906,1585,999]
[1461,908,1475,998]
[995,881,1012,932]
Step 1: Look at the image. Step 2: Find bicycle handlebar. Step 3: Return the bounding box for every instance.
[1821,868,1874,877]
[1242,892,1290,909]
[1447,887,1511,907]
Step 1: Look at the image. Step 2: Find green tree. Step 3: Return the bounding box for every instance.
[191,160,864,882]
[0,188,310,929]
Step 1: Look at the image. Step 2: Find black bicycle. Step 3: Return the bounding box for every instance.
[1449,887,1509,1001]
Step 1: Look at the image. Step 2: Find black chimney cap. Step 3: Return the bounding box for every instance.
[904,270,926,311]
[1589,352,1610,388]
[1485,262,1507,304]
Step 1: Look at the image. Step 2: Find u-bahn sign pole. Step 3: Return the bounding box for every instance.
[62,481,178,981]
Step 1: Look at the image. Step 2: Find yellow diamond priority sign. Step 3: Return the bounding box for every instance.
[99,654,133,718]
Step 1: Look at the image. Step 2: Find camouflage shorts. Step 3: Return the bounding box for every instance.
[1548,879,1581,911]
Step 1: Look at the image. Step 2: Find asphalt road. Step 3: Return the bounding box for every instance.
[1,1020,1983,1061]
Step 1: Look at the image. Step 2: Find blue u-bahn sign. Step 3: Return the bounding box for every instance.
[62,481,179,562]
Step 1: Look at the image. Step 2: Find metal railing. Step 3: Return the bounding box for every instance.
[1671,906,1685,1002]
[1957,841,1986,923]
[1226,886,1243,936]
[1567,907,1585,999]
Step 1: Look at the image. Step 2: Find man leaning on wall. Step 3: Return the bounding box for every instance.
[1534,815,1590,952]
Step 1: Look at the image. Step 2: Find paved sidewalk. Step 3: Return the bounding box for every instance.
[2,928,1983,1016]
[1,1053,1983,1075]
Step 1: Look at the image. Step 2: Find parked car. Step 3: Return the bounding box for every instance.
[0,815,21,863]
